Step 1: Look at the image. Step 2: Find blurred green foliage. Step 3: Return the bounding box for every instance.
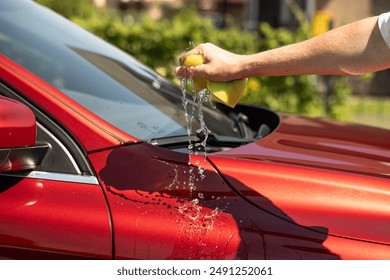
[35,0,352,120]
[35,0,94,18]
[244,23,323,117]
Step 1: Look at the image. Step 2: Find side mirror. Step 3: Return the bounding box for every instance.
[0,96,49,172]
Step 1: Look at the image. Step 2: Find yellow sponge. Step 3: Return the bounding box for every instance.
[183,54,247,108]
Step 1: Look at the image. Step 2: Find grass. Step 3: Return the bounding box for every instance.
[348,96,390,130]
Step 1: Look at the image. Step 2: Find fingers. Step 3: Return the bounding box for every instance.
[175,64,205,79]
[176,44,206,78]
[176,43,244,82]
[175,64,195,78]
[178,44,207,65]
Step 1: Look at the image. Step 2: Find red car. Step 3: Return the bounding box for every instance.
[0,0,389,260]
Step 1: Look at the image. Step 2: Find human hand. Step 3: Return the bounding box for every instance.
[175,43,245,82]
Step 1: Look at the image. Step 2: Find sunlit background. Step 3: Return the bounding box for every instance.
[36,0,390,129]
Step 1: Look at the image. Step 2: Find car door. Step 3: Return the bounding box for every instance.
[0,82,112,259]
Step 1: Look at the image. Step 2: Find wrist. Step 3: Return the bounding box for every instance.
[235,54,256,79]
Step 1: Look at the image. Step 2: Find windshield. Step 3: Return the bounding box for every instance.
[0,0,239,140]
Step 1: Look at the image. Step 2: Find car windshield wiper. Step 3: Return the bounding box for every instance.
[147,134,200,147]
[147,132,253,149]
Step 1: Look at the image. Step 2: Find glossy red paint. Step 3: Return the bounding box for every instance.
[0,96,35,148]
[0,55,139,152]
[323,234,390,260]
[89,143,345,260]
[221,114,390,178]
[0,175,111,259]
[208,114,390,258]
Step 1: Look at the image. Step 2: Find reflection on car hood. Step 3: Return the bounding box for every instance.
[209,114,390,245]
[215,114,390,178]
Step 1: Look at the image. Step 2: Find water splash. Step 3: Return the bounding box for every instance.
[195,89,212,156]
[180,78,195,163]
[180,79,214,161]
[188,41,196,50]
[180,75,212,197]
[176,198,222,235]
[176,45,225,241]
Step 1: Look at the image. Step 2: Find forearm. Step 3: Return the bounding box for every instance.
[239,16,390,77]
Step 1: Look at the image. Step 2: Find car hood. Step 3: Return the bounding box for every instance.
[208,114,390,245]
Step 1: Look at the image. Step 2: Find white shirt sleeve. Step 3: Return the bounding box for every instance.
[378,12,390,49]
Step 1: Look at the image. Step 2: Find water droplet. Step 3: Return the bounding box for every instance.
[152,79,161,89]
